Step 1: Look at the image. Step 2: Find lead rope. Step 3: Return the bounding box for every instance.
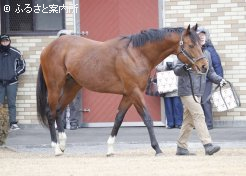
[186,69,200,103]
[187,71,241,107]
[187,69,218,104]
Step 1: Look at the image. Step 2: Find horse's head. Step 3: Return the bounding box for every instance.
[177,24,208,74]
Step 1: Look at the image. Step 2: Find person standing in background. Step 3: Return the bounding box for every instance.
[63,92,82,130]
[198,27,224,130]
[156,55,183,129]
[0,34,26,131]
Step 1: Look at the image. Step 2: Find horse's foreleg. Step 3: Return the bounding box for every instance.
[107,96,132,156]
[140,108,163,156]
[132,89,163,156]
[56,108,67,152]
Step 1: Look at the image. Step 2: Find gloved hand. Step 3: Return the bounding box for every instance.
[183,64,192,71]
[220,79,227,87]
[166,62,174,70]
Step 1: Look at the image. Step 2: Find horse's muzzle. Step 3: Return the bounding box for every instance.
[194,64,208,74]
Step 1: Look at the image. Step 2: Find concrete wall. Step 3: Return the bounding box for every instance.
[163,0,246,126]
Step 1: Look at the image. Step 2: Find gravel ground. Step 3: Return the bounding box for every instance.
[1,146,246,176]
[2,127,246,175]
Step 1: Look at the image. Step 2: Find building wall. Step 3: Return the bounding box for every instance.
[8,0,76,124]
[163,0,246,126]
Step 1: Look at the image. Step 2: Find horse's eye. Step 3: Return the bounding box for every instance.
[189,45,194,49]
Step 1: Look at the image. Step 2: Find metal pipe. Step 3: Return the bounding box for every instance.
[73,0,76,33]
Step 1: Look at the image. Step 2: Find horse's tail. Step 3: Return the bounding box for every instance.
[36,65,49,128]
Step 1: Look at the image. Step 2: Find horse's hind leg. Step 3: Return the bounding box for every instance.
[107,95,132,156]
[46,74,80,156]
[132,89,163,156]
[46,106,64,156]
[56,75,81,152]
[55,109,67,152]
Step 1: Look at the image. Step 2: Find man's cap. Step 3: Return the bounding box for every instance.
[0,34,10,41]
[57,30,72,37]
[196,27,206,34]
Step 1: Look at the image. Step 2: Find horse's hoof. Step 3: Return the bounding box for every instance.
[106,153,115,157]
[55,152,64,156]
[107,144,114,157]
[60,149,65,153]
[155,152,164,157]
[59,132,67,152]
[59,145,66,152]
[55,145,64,156]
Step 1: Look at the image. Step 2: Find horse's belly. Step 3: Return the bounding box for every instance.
[78,77,124,94]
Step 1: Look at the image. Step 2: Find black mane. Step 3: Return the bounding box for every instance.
[122,27,199,47]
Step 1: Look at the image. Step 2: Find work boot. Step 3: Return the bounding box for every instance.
[176,146,195,155]
[204,143,220,155]
[70,122,78,130]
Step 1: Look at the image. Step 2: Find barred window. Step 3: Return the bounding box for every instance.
[1,0,65,35]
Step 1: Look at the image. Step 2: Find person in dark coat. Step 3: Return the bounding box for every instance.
[0,34,25,130]
[197,27,224,130]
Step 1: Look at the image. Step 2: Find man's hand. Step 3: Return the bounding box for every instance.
[220,79,227,87]
[183,64,192,71]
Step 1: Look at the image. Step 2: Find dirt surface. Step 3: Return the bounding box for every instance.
[1,147,246,176]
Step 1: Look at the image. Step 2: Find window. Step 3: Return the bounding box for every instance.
[1,0,65,35]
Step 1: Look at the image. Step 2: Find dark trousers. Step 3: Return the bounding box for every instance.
[0,83,18,124]
[69,94,81,125]
[164,96,183,127]
[62,92,82,127]
[201,81,213,128]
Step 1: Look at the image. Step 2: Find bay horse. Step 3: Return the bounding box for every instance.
[36,24,208,156]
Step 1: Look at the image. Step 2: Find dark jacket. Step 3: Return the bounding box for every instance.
[203,41,224,78]
[0,47,25,84]
[174,50,222,97]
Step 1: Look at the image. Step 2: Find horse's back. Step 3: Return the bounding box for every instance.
[41,35,101,60]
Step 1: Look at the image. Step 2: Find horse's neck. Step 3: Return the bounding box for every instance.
[142,34,180,69]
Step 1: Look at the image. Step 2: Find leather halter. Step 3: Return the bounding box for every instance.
[177,32,208,104]
[177,33,205,66]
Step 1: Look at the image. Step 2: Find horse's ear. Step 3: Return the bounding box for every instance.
[141,29,147,33]
[185,24,191,35]
[192,23,198,31]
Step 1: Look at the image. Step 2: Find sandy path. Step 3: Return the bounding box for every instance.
[1,147,246,176]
